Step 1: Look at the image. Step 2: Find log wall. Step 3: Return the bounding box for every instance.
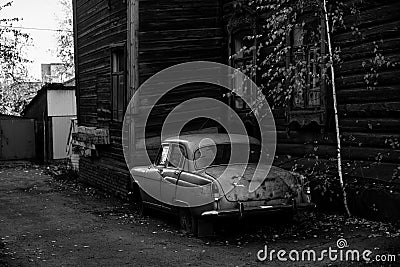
[275,0,400,184]
[74,0,225,197]
[74,0,400,200]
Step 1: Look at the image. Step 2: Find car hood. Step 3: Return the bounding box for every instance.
[201,163,300,202]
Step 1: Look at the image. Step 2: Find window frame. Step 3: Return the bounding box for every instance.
[287,17,326,111]
[166,143,188,170]
[227,7,257,112]
[230,29,257,111]
[110,44,127,122]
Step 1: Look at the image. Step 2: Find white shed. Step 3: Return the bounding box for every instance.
[23,83,77,161]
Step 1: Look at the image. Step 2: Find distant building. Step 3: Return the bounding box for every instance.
[41,63,67,83]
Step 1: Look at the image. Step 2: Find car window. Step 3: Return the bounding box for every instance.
[167,144,187,169]
[179,145,188,169]
[194,143,261,169]
[155,145,169,166]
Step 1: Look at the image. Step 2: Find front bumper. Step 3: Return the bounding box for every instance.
[201,202,316,218]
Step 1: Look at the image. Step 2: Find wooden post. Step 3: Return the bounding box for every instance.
[127,0,139,107]
[43,111,47,162]
[323,0,351,217]
[72,0,80,125]
[127,0,139,166]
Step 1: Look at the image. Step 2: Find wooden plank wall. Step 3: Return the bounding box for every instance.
[335,0,400,182]
[75,0,130,198]
[74,0,226,197]
[276,0,400,183]
[75,0,127,126]
[138,0,225,83]
[135,0,226,159]
[74,0,399,199]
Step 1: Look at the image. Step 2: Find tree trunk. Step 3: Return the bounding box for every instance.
[323,0,351,217]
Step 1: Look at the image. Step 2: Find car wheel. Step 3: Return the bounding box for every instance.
[179,209,198,236]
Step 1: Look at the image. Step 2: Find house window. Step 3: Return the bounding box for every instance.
[231,31,257,110]
[289,23,322,109]
[111,47,126,121]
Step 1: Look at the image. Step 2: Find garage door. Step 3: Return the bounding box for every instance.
[0,119,35,160]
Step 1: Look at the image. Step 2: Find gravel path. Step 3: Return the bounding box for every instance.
[0,163,399,266]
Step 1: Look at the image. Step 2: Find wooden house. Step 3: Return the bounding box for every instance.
[275,0,400,220]
[272,0,400,187]
[72,0,227,197]
[73,0,400,218]
[222,0,400,218]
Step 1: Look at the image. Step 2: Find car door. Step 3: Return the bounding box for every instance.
[160,143,186,206]
[140,144,170,207]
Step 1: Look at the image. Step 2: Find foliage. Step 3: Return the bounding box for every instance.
[231,0,347,111]
[0,81,41,115]
[0,1,30,81]
[232,0,348,207]
[233,0,398,111]
[232,0,400,215]
[363,41,399,91]
[0,1,35,115]
[54,0,74,80]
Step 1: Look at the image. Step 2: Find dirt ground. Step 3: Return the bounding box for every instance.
[0,163,399,267]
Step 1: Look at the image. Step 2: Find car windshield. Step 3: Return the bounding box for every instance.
[194,143,261,169]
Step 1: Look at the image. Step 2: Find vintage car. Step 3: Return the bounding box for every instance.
[129,134,314,235]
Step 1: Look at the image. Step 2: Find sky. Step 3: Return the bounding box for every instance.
[1,0,65,80]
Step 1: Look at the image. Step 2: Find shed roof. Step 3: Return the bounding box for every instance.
[0,114,33,120]
[22,83,75,116]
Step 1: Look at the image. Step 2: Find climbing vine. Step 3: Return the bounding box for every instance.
[363,41,398,90]
[231,0,400,213]
[232,0,348,110]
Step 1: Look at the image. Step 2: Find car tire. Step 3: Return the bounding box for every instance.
[178,209,198,236]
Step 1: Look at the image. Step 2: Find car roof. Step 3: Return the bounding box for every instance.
[163,133,260,152]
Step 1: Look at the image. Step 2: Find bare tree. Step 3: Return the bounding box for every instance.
[0,1,30,81]
[54,0,74,80]
[0,1,35,115]
[232,0,354,215]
